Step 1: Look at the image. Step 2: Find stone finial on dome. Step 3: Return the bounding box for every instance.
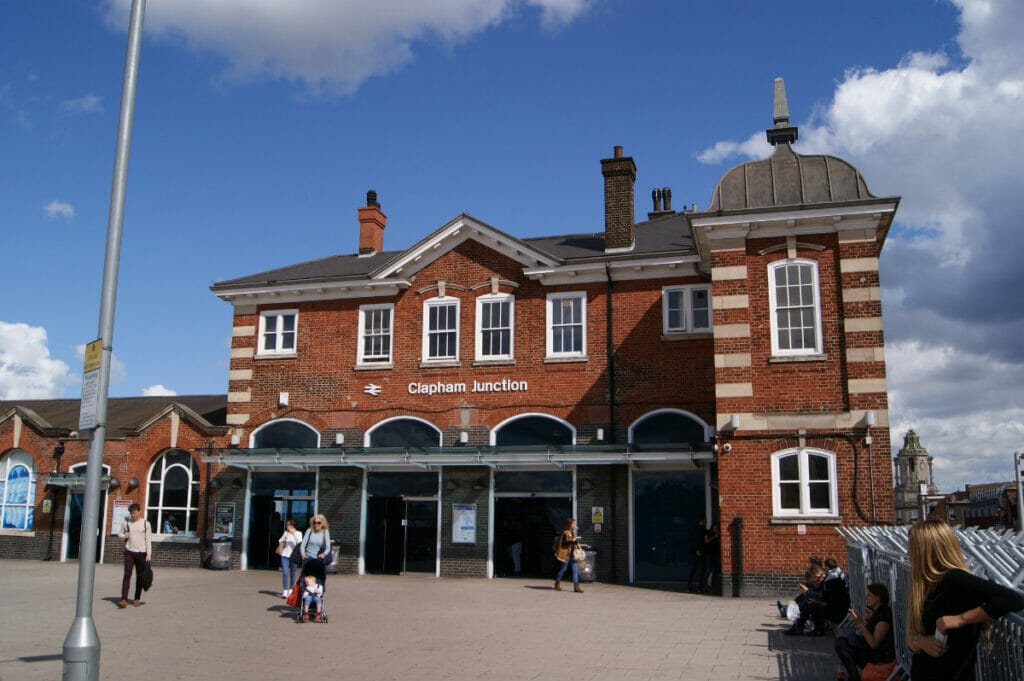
[766,77,799,146]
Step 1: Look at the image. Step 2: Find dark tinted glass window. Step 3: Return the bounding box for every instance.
[495,416,572,446]
[368,419,441,448]
[254,421,319,448]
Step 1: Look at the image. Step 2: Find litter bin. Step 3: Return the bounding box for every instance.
[207,537,231,570]
[579,544,596,582]
[325,540,341,574]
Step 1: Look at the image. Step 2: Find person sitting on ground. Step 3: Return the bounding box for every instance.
[785,564,828,635]
[300,573,323,622]
[825,557,847,585]
[835,583,895,681]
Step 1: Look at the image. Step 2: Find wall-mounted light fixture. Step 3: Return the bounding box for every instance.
[126,477,140,493]
[472,479,487,491]
[728,414,741,431]
[321,478,334,491]
[445,479,458,491]
[580,478,595,492]
[278,391,289,407]
[343,478,359,491]
[230,433,241,446]
[209,478,223,490]
[107,476,121,490]
[459,431,469,444]
[231,478,243,489]
[864,410,876,445]
[334,432,345,446]
[596,428,604,441]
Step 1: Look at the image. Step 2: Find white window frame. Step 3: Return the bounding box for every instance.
[257,309,298,356]
[475,293,514,361]
[771,447,838,518]
[147,450,200,536]
[422,296,460,362]
[0,451,36,530]
[768,259,823,356]
[662,285,712,334]
[546,292,587,359]
[357,303,394,365]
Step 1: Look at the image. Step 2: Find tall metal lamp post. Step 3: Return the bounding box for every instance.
[1015,451,1023,533]
[62,2,145,679]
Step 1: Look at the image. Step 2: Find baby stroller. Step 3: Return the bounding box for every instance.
[294,558,328,623]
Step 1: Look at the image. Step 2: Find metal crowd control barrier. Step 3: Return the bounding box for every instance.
[839,525,1024,681]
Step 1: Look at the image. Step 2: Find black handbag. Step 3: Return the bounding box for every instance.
[140,564,154,591]
[289,547,303,565]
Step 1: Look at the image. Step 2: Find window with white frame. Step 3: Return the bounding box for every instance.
[358,304,394,365]
[0,451,35,530]
[771,448,837,518]
[258,309,298,355]
[769,260,822,356]
[662,285,712,334]
[146,449,200,535]
[546,292,586,358]
[422,297,459,362]
[476,293,514,360]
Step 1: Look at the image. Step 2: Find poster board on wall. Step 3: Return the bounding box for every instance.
[213,502,235,539]
[111,499,133,536]
[452,503,476,544]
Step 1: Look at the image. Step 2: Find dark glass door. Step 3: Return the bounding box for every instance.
[633,470,705,582]
[402,499,436,574]
[66,490,104,562]
[248,472,315,569]
[366,496,404,574]
[494,497,571,578]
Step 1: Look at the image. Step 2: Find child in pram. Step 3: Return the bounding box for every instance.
[295,558,327,623]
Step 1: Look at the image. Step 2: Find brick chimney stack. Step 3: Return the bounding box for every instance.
[601,146,637,251]
[358,190,386,256]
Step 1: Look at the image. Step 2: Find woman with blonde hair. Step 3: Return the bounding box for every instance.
[553,517,583,593]
[905,518,1024,680]
[300,514,332,566]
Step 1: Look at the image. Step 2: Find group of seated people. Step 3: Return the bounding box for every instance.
[777,556,896,681]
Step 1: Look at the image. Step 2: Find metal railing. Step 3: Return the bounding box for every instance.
[838,525,1024,681]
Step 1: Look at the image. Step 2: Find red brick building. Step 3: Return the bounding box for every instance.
[0,80,897,594]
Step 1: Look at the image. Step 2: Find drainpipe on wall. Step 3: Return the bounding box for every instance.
[605,265,616,442]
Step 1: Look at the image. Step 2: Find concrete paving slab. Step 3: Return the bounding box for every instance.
[0,560,838,681]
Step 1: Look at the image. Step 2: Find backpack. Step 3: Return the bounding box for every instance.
[552,534,560,554]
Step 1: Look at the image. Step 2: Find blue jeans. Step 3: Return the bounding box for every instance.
[281,554,297,591]
[556,557,579,584]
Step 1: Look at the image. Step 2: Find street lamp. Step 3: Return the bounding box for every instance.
[1015,451,1023,533]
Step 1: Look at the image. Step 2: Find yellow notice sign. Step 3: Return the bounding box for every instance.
[83,339,103,373]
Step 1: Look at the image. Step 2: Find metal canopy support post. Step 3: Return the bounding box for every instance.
[62,2,145,680]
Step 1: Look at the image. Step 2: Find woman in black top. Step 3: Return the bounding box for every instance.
[906,518,1024,681]
[835,582,894,681]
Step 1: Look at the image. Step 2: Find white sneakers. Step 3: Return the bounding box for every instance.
[282,589,290,598]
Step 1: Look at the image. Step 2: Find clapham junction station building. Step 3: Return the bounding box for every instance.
[0,81,898,595]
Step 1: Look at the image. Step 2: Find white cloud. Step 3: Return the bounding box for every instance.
[142,384,177,396]
[44,200,75,220]
[0,322,74,399]
[699,0,1024,492]
[59,94,103,114]
[100,0,594,97]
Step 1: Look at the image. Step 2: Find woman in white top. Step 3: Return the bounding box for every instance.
[278,519,303,597]
[119,503,152,608]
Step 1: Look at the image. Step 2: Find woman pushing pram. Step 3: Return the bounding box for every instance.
[291,514,332,623]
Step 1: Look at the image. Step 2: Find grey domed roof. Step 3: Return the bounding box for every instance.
[707,142,876,212]
[707,78,877,212]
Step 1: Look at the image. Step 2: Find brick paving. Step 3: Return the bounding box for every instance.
[0,560,838,681]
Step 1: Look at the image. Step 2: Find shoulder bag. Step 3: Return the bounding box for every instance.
[572,543,586,563]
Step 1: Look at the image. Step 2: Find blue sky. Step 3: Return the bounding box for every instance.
[2,0,1022,493]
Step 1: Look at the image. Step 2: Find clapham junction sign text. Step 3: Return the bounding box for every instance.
[407,378,529,396]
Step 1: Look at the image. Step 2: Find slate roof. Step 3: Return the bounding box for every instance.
[212,212,697,289]
[0,395,228,438]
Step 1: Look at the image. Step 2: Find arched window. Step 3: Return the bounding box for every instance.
[771,448,838,518]
[367,418,441,448]
[1,450,35,530]
[252,419,319,448]
[147,449,200,535]
[494,414,574,447]
[630,410,708,448]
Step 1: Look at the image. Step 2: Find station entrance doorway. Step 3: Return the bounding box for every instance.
[248,472,316,570]
[64,463,108,562]
[493,470,573,579]
[365,472,439,575]
[632,469,707,583]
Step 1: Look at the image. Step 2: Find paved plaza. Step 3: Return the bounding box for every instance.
[0,560,837,681]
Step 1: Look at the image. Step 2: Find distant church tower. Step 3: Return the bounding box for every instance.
[893,430,937,524]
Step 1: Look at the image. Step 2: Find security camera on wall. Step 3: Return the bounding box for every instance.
[722,443,732,453]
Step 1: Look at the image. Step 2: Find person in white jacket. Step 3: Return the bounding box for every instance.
[119,503,152,608]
